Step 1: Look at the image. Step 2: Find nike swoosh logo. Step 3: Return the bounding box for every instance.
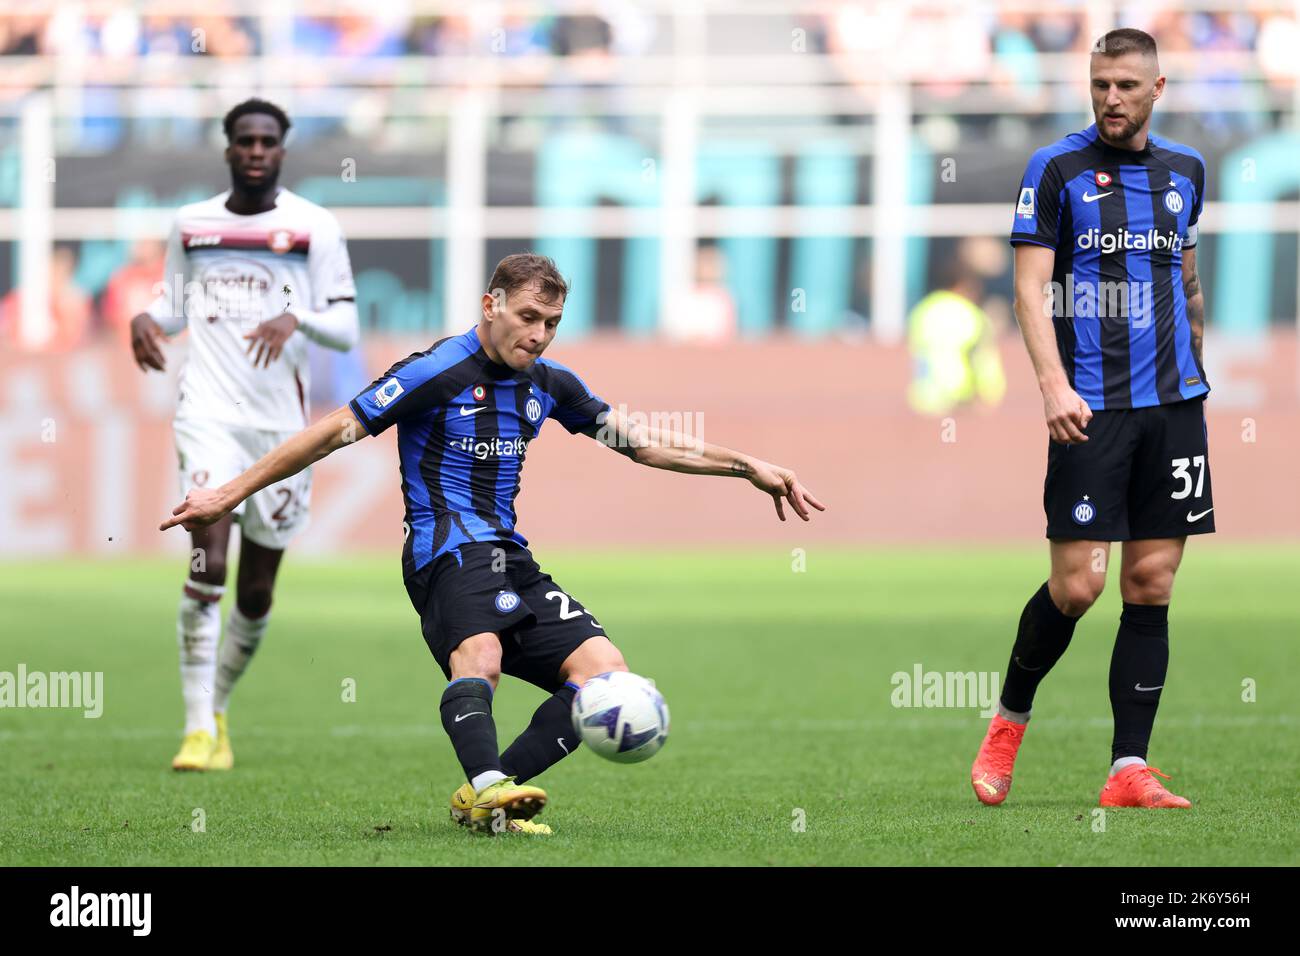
[454,712,487,722]
[1082,191,1113,203]
[1186,508,1214,522]
[460,406,487,416]
[557,737,569,755]
[1014,656,1043,672]
[1134,684,1163,692]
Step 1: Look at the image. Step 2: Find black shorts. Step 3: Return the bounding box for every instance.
[403,541,608,693]
[1044,396,1216,541]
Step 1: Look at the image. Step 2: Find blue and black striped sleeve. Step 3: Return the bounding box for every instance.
[543,361,610,435]
[1184,154,1206,249]
[1010,148,1066,250]
[348,345,464,436]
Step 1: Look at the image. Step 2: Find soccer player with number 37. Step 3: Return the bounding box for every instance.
[161,253,824,835]
[972,29,1214,810]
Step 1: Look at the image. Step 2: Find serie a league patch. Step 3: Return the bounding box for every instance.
[374,377,404,408]
[1017,187,1035,219]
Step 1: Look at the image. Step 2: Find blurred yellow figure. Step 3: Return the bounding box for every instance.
[907,239,1007,415]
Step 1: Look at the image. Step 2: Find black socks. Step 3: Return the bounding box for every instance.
[439,678,501,781]
[501,683,581,784]
[1109,602,1169,762]
[999,582,1081,715]
[441,678,581,786]
[998,584,1171,764]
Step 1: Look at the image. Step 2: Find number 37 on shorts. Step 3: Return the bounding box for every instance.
[1044,398,1214,541]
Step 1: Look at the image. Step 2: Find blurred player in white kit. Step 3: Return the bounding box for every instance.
[128,99,359,770]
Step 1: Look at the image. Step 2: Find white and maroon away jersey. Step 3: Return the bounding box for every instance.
[149,188,357,431]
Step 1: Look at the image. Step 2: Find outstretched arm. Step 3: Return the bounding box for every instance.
[161,405,365,532]
[588,405,826,522]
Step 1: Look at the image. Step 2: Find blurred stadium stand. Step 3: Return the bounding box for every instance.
[2,0,1297,347]
[1,1,1297,554]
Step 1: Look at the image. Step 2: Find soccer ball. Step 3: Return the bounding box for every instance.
[571,672,670,763]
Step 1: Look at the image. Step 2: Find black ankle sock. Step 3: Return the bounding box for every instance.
[1109,602,1169,762]
[500,683,580,784]
[999,582,1080,715]
[439,678,501,781]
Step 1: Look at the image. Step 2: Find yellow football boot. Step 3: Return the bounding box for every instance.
[208,713,234,770]
[469,777,547,833]
[171,730,216,771]
[505,819,552,835]
[450,782,475,827]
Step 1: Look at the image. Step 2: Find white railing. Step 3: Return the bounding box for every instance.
[4,0,1298,348]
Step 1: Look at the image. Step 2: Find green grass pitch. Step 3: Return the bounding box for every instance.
[2,543,1296,866]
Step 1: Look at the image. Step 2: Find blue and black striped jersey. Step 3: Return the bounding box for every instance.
[349,326,609,576]
[1010,123,1209,410]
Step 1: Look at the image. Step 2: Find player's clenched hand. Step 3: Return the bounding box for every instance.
[745,459,827,522]
[129,313,167,372]
[1042,383,1093,444]
[160,488,230,532]
[244,313,299,369]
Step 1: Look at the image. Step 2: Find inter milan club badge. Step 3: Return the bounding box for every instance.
[495,590,520,613]
[472,384,487,402]
[1072,496,1097,526]
[1095,171,1112,188]
[268,229,293,254]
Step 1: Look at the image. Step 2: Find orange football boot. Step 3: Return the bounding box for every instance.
[970,713,1027,805]
[1099,764,1191,808]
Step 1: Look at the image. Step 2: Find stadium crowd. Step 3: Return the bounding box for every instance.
[1,3,1295,355]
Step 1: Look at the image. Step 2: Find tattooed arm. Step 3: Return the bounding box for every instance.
[1183,246,1205,369]
[585,405,827,522]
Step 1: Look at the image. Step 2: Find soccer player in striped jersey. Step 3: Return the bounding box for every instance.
[972,29,1211,809]
[161,253,824,834]
[130,99,359,771]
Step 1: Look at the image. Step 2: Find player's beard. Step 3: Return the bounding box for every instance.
[1099,101,1150,145]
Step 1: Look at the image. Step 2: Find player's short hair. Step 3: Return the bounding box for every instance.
[223,99,291,142]
[488,253,569,305]
[1092,28,1158,61]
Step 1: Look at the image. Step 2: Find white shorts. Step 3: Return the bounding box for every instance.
[173,417,311,550]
